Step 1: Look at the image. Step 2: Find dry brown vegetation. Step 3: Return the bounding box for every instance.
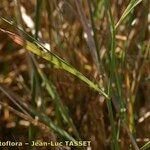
[0,0,150,150]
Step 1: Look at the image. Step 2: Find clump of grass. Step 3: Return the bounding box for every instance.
[0,0,149,150]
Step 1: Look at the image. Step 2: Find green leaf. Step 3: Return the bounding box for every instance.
[25,40,108,98]
[1,27,108,99]
[140,141,150,150]
[0,17,108,99]
[115,0,143,29]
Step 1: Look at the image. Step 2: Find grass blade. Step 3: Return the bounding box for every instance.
[140,141,150,150]
[0,84,75,141]
[24,39,108,99]
[34,0,42,39]
[75,0,101,73]
[115,0,143,29]
[31,57,80,139]
[29,0,43,145]
[0,28,109,99]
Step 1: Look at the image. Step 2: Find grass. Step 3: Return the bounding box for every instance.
[0,0,150,150]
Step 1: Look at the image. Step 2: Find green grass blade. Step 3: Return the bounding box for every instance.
[31,0,42,145]
[140,141,150,150]
[103,0,120,149]
[35,62,80,139]
[25,40,108,99]
[30,108,76,141]
[0,26,108,99]
[34,0,42,39]
[115,0,143,29]
[0,16,108,98]
[0,83,75,141]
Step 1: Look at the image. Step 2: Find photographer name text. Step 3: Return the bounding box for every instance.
[0,140,91,147]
